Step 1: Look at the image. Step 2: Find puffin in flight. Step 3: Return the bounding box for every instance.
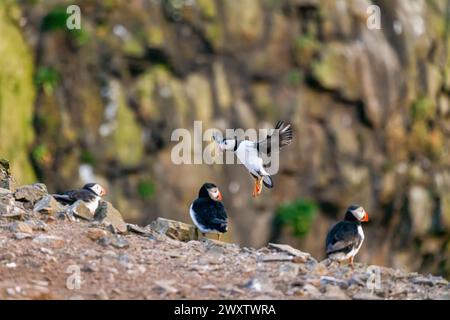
[325,205,369,266]
[53,183,107,213]
[189,183,228,240]
[214,121,293,197]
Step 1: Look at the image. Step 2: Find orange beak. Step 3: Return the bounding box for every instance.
[361,211,369,222]
[217,191,223,201]
[101,188,107,196]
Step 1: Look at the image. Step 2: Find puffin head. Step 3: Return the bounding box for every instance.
[344,204,369,222]
[199,182,223,201]
[83,183,107,197]
[218,139,236,151]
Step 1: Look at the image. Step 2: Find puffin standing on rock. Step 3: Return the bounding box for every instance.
[189,183,228,241]
[214,121,293,197]
[325,205,369,266]
[53,183,107,213]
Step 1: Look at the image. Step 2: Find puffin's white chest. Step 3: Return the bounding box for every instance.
[357,225,364,241]
[235,141,263,174]
[346,225,365,259]
[85,196,101,213]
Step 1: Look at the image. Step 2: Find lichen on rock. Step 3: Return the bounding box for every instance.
[0,2,36,185]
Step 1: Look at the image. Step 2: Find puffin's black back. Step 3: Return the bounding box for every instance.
[53,185,97,204]
[192,198,227,232]
[325,221,361,255]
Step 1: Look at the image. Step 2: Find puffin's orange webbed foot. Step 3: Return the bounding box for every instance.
[252,179,258,197]
[257,178,263,195]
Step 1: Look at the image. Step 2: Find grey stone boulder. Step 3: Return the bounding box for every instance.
[0,159,11,190]
[94,200,127,234]
[67,200,94,221]
[14,183,48,205]
[34,195,65,215]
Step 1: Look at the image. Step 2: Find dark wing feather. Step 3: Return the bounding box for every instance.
[325,221,361,255]
[192,198,228,232]
[53,189,96,204]
[256,121,293,156]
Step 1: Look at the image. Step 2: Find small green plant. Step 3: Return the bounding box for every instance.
[80,150,96,165]
[34,67,59,94]
[294,33,320,66]
[295,33,319,51]
[40,7,90,45]
[411,96,435,121]
[40,7,68,32]
[285,69,303,87]
[70,28,90,45]
[276,199,318,237]
[137,180,155,199]
[32,144,50,165]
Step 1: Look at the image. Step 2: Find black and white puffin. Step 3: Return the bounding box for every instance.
[213,121,293,197]
[189,183,228,240]
[325,205,369,266]
[53,183,107,213]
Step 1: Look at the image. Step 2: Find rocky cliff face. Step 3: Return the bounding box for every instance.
[1,0,450,278]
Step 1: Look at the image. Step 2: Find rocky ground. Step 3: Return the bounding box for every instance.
[1,178,449,300]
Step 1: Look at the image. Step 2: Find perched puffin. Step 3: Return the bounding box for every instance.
[214,121,293,197]
[325,205,369,266]
[189,183,228,240]
[53,183,107,213]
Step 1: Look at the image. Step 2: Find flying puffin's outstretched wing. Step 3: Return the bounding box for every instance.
[256,121,293,156]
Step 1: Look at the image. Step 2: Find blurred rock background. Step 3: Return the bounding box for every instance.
[1,0,450,278]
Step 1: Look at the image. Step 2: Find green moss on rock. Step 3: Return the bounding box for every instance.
[311,43,359,100]
[412,96,436,121]
[111,82,144,166]
[34,66,59,95]
[295,33,320,67]
[197,0,216,20]
[0,2,36,184]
